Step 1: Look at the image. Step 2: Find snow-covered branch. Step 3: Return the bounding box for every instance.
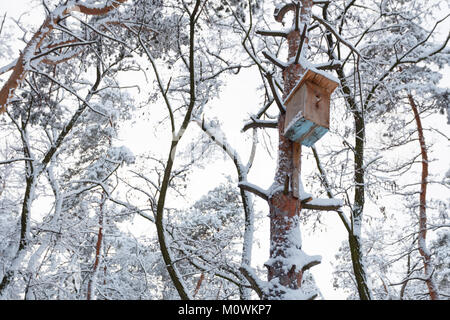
[0,0,129,112]
[239,265,265,299]
[242,117,278,132]
[302,198,343,211]
[262,51,287,70]
[0,157,34,165]
[311,14,363,57]
[238,181,269,201]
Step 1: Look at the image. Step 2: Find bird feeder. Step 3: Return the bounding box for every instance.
[284,68,339,147]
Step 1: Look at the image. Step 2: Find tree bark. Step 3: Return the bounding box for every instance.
[87,193,105,300]
[311,2,374,300]
[265,0,314,299]
[408,94,440,300]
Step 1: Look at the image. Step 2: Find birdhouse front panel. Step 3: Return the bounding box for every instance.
[284,111,329,147]
[284,69,339,147]
[303,81,330,129]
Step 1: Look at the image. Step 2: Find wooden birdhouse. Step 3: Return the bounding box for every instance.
[284,68,339,147]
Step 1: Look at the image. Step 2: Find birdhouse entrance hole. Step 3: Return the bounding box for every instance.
[284,69,339,147]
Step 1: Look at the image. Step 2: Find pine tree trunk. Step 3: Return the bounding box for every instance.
[265,0,313,299]
[408,94,440,300]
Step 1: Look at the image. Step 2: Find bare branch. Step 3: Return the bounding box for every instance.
[294,23,308,65]
[311,146,351,233]
[238,181,268,201]
[0,157,34,165]
[256,29,289,38]
[242,117,278,132]
[262,51,287,69]
[265,72,286,114]
[311,14,363,57]
[239,266,264,299]
[274,3,296,23]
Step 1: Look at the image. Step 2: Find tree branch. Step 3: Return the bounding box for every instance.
[238,181,268,201]
[265,72,286,114]
[239,266,264,299]
[262,51,287,69]
[294,23,308,65]
[256,29,289,38]
[242,117,278,132]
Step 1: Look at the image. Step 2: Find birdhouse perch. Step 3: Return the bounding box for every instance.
[284,68,339,146]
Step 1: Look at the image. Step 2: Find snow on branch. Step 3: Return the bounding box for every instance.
[0,59,17,76]
[0,0,129,112]
[242,117,278,132]
[262,51,288,70]
[256,29,289,38]
[238,181,269,201]
[34,40,96,65]
[62,0,128,16]
[242,98,279,132]
[302,198,343,211]
[0,157,34,165]
[194,117,243,169]
[265,72,286,114]
[314,59,343,71]
[311,146,351,231]
[296,171,344,211]
[239,265,265,299]
[311,14,363,58]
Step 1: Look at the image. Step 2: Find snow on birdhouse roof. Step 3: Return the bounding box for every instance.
[283,67,340,105]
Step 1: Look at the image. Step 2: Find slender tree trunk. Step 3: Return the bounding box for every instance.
[348,232,371,299]
[320,0,372,298]
[0,124,36,296]
[327,25,372,299]
[408,94,440,300]
[350,110,372,300]
[87,193,105,300]
[193,272,205,298]
[152,1,203,300]
[239,181,254,299]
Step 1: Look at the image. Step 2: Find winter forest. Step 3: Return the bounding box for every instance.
[0,0,448,301]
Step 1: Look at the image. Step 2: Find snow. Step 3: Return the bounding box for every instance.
[306,198,344,207]
[284,111,304,135]
[267,183,284,198]
[0,59,17,75]
[282,62,340,105]
[297,174,312,201]
[238,181,268,199]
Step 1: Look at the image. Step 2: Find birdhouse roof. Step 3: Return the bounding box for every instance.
[284,68,340,104]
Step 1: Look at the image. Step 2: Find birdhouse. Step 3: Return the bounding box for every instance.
[284,68,339,147]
